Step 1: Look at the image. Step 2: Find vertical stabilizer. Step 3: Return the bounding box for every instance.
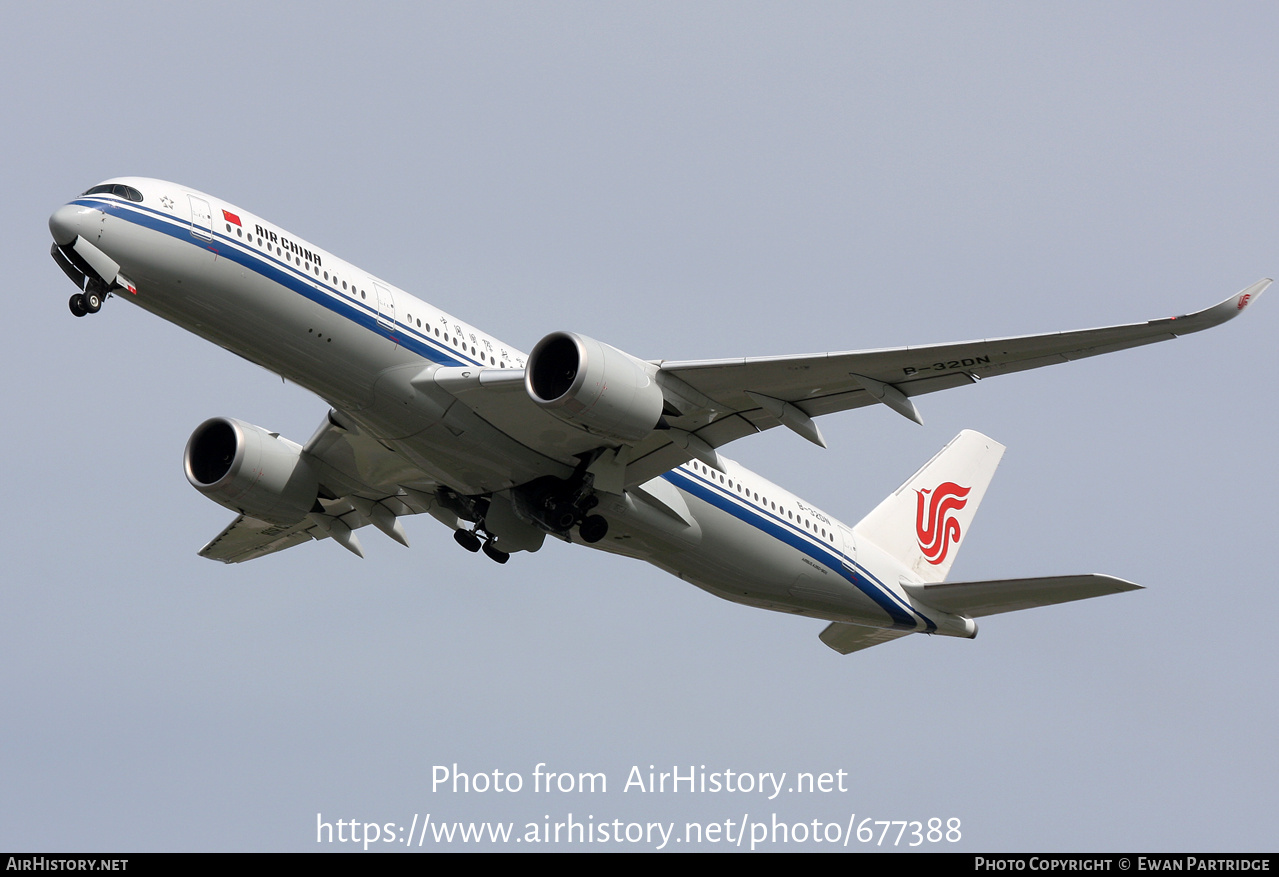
[853,430,1005,583]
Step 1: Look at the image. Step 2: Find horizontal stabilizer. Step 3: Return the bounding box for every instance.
[199,513,317,563]
[818,623,913,655]
[903,574,1141,618]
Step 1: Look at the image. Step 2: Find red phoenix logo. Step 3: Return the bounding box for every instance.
[915,482,971,565]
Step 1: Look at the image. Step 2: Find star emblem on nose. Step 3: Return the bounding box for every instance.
[160,196,174,210]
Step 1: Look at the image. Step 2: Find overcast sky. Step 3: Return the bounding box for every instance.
[4,2,1277,852]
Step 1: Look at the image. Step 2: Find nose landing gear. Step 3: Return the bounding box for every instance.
[68,282,106,318]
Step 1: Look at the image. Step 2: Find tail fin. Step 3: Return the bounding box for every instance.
[853,430,1004,583]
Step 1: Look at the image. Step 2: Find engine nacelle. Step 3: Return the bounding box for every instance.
[184,417,319,524]
[525,331,665,443]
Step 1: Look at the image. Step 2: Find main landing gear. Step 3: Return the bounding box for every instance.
[520,476,610,544]
[578,513,608,544]
[453,528,510,564]
[444,474,611,567]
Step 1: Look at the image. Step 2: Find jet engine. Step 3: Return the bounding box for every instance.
[525,331,664,443]
[184,417,320,524]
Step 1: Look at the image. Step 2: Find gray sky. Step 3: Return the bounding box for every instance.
[4,2,1277,851]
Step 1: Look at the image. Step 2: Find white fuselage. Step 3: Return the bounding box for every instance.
[50,178,940,635]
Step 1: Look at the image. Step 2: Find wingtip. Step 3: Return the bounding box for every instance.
[1094,574,1143,593]
[1171,279,1268,332]
[1222,278,1268,317]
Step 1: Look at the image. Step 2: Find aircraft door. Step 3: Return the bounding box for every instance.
[373,281,396,331]
[187,195,213,241]
[837,523,857,574]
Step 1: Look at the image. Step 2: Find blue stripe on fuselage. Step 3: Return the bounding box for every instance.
[661,467,934,631]
[78,195,934,632]
[74,196,477,368]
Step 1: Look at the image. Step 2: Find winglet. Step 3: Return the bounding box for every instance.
[1167,278,1269,335]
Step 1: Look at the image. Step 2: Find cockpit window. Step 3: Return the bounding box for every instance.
[81,184,144,203]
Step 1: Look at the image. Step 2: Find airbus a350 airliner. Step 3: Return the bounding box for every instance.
[48,178,1267,654]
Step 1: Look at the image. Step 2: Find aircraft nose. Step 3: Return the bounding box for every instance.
[49,203,94,246]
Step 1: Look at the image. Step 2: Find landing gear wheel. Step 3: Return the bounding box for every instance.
[69,294,87,317]
[482,541,510,564]
[579,514,609,544]
[453,529,482,552]
[82,288,103,314]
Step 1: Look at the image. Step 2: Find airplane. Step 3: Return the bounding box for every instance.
[48,178,1268,655]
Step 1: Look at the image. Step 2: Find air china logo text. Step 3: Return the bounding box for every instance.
[915,482,971,565]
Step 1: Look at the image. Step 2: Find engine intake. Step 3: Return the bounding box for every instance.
[525,332,664,443]
[184,417,319,524]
